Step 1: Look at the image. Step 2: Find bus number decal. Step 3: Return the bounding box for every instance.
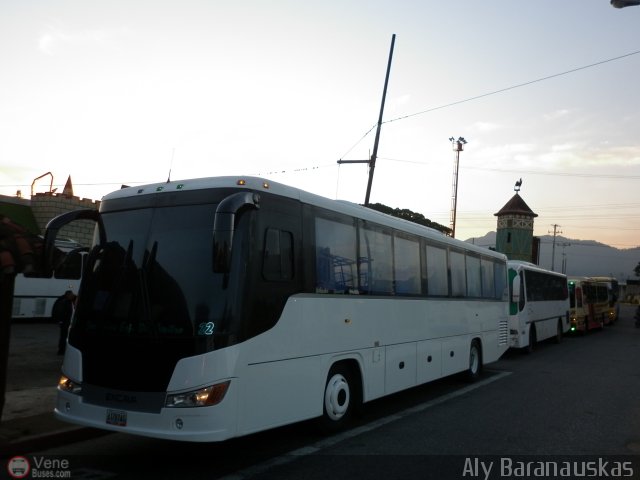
[198,322,215,336]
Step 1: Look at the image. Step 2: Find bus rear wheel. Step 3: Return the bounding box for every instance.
[465,340,482,382]
[317,364,358,433]
[553,320,562,344]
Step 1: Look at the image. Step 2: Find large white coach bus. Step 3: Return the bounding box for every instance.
[46,176,510,442]
[507,260,570,352]
[11,239,85,321]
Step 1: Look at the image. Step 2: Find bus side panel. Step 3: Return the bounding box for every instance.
[237,356,325,437]
[385,343,417,395]
[417,339,442,384]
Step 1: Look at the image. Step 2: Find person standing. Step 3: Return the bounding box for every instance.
[53,290,75,355]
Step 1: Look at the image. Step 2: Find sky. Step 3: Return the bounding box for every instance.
[1,1,639,249]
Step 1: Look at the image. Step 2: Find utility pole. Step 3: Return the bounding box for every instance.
[549,224,562,271]
[337,34,396,206]
[559,242,571,274]
[448,136,466,238]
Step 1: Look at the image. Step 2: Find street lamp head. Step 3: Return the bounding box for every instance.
[458,137,467,144]
[448,137,455,142]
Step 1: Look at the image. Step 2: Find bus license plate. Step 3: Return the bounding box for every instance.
[106,409,127,427]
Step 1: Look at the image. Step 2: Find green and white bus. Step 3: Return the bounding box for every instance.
[507,260,570,353]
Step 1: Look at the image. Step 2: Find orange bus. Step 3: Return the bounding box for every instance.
[589,276,619,325]
[568,277,610,334]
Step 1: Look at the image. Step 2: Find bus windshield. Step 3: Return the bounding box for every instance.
[68,201,248,391]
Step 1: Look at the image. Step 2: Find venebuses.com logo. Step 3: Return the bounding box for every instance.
[6,456,30,479]
[6,455,71,479]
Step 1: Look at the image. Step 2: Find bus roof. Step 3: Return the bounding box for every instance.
[507,260,567,277]
[102,175,506,260]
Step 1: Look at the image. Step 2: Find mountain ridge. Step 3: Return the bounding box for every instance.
[464,231,640,280]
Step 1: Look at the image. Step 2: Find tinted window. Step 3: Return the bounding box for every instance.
[394,234,421,295]
[493,260,507,300]
[450,250,466,297]
[479,257,494,298]
[54,251,83,280]
[360,225,393,294]
[466,254,482,297]
[315,216,357,293]
[263,229,293,281]
[426,244,448,296]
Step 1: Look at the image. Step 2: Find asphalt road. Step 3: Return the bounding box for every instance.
[24,304,640,479]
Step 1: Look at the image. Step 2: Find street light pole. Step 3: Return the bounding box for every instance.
[449,136,466,238]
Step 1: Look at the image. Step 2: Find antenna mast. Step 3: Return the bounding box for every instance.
[167,148,175,183]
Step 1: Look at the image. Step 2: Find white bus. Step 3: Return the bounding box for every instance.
[48,176,509,442]
[507,260,570,352]
[11,239,85,321]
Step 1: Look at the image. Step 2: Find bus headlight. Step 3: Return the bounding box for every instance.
[58,375,82,395]
[165,381,230,408]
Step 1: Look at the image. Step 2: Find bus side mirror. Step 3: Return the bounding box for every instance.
[511,275,521,304]
[43,209,104,277]
[212,192,260,273]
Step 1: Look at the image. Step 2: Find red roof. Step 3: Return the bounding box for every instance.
[494,193,537,217]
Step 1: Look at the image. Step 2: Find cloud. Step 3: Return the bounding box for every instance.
[543,109,571,121]
[38,28,70,55]
[37,26,128,55]
[470,121,502,133]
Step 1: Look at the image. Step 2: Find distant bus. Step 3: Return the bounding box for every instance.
[568,277,610,333]
[11,239,86,321]
[507,260,570,352]
[48,176,510,442]
[589,276,619,325]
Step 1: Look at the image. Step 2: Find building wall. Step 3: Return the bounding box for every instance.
[495,213,535,262]
[31,193,100,248]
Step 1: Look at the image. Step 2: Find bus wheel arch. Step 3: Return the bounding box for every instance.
[317,359,363,432]
[465,338,483,382]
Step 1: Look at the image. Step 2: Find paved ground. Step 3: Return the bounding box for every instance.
[3,321,61,421]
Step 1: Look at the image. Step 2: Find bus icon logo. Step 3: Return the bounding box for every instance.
[6,456,30,479]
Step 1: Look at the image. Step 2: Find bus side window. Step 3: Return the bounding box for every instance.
[518,272,526,311]
[393,234,420,295]
[450,250,466,297]
[576,287,583,308]
[359,225,392,295]
[315,216,357,294]
[425,244,448,296]
[263,228,293,281]
[466,254,482,298]
[54,251,83,280]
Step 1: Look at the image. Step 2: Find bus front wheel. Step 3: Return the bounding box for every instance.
[318,364,358,432]
[525,326,536,354]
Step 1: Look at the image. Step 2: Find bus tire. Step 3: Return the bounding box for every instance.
[553,320,562,344]
[317,363,359,433]
[525,325,536,354]
[465,340,482,382]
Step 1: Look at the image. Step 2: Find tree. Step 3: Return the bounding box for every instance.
[634,261,640,278]
[365,203,452,235]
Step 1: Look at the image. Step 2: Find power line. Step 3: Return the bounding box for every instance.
[463,165,640,180]
[383,50,640,125]
[339,49,640,157]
